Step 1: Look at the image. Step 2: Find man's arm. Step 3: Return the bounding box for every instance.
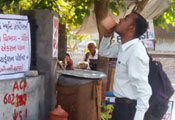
[84,52,90,61]
[98,36,119,58]
[128,51,152,120]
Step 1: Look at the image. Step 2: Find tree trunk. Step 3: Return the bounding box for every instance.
[58,24,66,61]
[94,0,110,102]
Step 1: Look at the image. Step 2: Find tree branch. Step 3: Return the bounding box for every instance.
[133,0,149,13]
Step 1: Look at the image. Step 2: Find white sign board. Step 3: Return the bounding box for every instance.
[140,19,155,41]
[143,40,154,49]
[162,101,174,120]
[0,14,31,80]
[114,19,155,42]
[52,16,59,58]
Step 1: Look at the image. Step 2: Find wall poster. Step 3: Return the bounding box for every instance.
[52,16,59,58]
[0,14,31,80]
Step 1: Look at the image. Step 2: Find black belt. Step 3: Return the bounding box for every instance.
[115,97,136,104]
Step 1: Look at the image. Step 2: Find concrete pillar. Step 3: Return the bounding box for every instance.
[20,9,59,119]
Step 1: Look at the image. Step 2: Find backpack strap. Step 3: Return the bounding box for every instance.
[155,61,168,94]
[141,41,167,93]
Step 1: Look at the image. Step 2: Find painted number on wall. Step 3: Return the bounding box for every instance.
[3,80,28,120]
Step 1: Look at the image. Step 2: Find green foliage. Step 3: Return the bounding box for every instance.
[109,2,119,15]
[0,0,93,30]
[84,47,89,53]
[50,0,92,29]
[0,0,94,52]
[101,103,114,120]
[109,0,126,16]
[67,32,90,52]
[154,0,175,31]
[0,0,175,31]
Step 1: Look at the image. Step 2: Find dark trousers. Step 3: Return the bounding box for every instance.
[111,98,137,120]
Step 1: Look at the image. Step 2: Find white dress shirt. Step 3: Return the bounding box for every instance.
[88,50,98,61]
[99,36,152,120]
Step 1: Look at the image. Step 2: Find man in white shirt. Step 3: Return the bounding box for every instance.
[84,41,98,62]
[84,41,98,70]
[99,12,152,120]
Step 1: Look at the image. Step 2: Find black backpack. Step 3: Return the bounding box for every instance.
[144,56,174,120]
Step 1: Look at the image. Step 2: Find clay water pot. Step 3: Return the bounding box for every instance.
[48,105,68,120]
[101,15,117,31]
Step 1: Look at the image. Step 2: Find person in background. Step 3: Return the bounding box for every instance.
[84,41,98,70]
[64,53,73,70]
[99,12,152,120]
[84,41,98,62]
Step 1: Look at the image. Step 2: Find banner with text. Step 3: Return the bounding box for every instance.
[0,14,31,80]
[52,16,59,58]
[162,101,173,120]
